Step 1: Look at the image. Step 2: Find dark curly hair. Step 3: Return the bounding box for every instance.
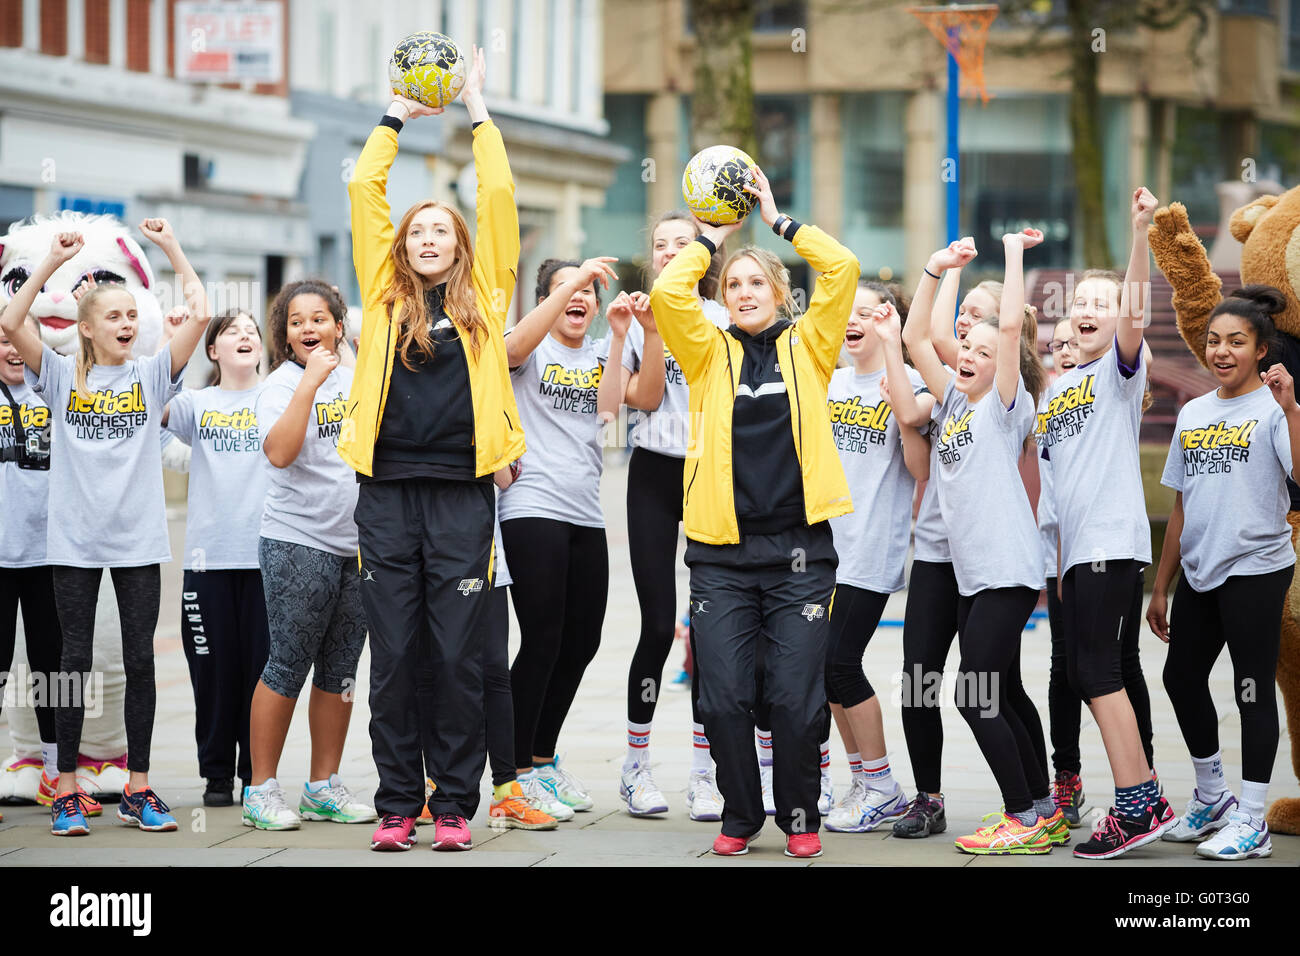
[1209,284,1286,370]
[267,280,347,370]
[534,259,606,307]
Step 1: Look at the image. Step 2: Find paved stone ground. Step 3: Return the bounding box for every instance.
[2,453,1297,867]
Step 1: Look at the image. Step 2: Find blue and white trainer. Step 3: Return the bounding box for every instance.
[242,778,301,830]
[299,774,378,824]
[117,788,178,832]
[536,759,594,812]
[50,792,90,836]
[619,761,669,816]
[1162,790,1237,842]
[1195,810,1271,860]
[825,779,910,832]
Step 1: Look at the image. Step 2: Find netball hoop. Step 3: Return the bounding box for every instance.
[909,3,999,244]
[909,3,999,103]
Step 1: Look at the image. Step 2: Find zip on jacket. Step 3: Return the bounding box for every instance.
[649,224,860,545]
[339,114,525,478]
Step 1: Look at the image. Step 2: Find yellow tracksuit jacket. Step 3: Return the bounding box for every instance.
[648,226,860,545]
[338,119,525,477]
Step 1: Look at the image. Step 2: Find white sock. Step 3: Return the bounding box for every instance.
[862,755,896,793]
[41,742,58,778]
[306,777,331,791]
[691,723,712,774]
[819,738,831,774]
[846,751,862,778]
[756,727,773,766]
[252,777,277,792]
[1192,752,1226,802]
[1239,779,1269,822]
[625,721,652,770]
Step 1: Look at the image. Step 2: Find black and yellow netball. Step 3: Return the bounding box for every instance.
[682,145,759,226]
[389,32,467,108]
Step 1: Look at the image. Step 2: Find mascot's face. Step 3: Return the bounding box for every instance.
[1232,186,1300,339]
[0,212,163,357]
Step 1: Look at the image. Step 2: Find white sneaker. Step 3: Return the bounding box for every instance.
[819,766,834,814]
[298,774,378,824]
[687,770,723,822]
[825,782,909,832]
[538,759,594,812]
[0,754,42,803]
[519,770,575,821]
[242,778,302,830]
[619,762,669,816]
[1195,809,1272,860]
[1162,790,1238,842]
[759,762,776,816]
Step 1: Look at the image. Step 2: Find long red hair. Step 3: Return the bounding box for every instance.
[382,200,487,370]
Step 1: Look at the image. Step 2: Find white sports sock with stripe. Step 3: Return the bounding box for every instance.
[862,755,896,793]
[625,721,652,771]
[691,723,712,773]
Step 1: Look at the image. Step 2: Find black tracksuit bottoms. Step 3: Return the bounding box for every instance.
[356,478,493,820]
[180,568,270,782]
[690,534,835,838]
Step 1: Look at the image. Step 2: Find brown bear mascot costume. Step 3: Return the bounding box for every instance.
[1149,189,1300,834]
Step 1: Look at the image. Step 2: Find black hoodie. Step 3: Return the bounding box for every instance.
[729,317,805,533]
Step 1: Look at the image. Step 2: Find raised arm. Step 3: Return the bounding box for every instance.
[872,301,931,428]
[903,240,976,399]
[463,46,521,332]
[996,229,1044,408]
[739,168,859,377]
[930,253,968,368]
[1264,362,1300,483]
[900,422,930,482]
[650,216,742,384]
[623,293,666,411]
[1147,202,1223,370]
[0,232,82,375]
[1117,187,1158,369]
[598,292,635,423]
[505,257,618,368]
[139,219,209,378]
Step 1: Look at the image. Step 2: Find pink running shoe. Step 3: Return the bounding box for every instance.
[785,832,823,858]
[432,813,473,851]
[370,814,417,851]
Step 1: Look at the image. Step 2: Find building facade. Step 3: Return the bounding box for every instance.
[594,0,1300,285]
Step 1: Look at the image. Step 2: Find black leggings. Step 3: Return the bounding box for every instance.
[0,566,63,744]
[1163,566,1293,783]
[899,560,960,795]
[1047,568,1154,775]
[625,448,690,725]
[503,517,608,767]
[52,565,160,774]
[825,584,890,708]
[956,587,1045,814]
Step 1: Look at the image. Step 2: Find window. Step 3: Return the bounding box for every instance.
[1290,0,1300,70]
[685,1,806,34]
[842,94,906,275]
[1170,107,1226,228]
[1219,0,1273,16]
[754,96,810,218]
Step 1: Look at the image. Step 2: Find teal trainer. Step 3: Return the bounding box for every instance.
[299,774,378,824]
[117,788,178,832]
[242,778,301,830]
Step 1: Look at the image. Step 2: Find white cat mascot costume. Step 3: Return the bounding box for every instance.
[0,211,186,803]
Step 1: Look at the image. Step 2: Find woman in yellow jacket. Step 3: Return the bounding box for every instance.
[340,46,525,853]
[649,168,859,858]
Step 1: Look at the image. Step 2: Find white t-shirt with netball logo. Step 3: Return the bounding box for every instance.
[0,380,51,567]
[1161,386,1295,592]
[256,361,357,557]
[1039,345,1151,575]
[827,365,926,593]
[499,333,606,528]
[166,384,268,570]
[620,298,730,458]
[932,376,1045,597]
[29,342,182,567]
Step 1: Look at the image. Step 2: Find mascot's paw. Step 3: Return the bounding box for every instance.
[1150,203,1212,262]
[0,753,43,805]
[1265,796,1300,836]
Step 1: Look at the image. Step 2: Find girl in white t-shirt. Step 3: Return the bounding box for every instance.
[1,221,209,836]
[1148,285,1300,860]
[162,310,270,808]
